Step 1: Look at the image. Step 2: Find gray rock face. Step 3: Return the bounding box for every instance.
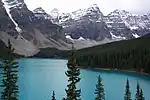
[44,5,150,40]
[0,0,70,56]
[0,0,16,35]
[104,10,150,39]
[50,4,110,40]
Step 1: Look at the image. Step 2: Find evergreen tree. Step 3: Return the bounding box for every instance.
[0,39,19,100]
[135,82,140,100]
[64,45,81,100]
[124,79,132,100]
[62,98,66,100]
[139,89,145,100]
[51,91,56,100]
[94,75,105,100]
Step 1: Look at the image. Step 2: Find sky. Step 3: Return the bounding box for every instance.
[24,0,150,15]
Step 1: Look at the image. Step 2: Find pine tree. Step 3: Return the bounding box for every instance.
[94,75,105,100]
[135,82,140,100]
[139,89,145,100]
[64,45,81,100]
[62,98,66,100]
[124,79,132,100]
[51,91,56,100]
[0,39,19,100]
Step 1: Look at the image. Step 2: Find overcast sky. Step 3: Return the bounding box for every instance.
[24,0,150,15]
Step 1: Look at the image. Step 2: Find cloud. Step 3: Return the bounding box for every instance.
[24,0,150,15]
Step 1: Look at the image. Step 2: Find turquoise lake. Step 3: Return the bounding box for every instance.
[0,58,150,100]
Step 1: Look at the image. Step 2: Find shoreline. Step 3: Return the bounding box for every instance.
[78,66,150,76]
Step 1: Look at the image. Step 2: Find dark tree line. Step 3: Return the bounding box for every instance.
[76,36,150,74]
[76,48,150,73]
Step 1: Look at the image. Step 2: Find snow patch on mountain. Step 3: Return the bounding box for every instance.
[132,33,140,38]
[106,9,150,30]
[3,0,24,9]
[110,32,126,40]
[73,37,116,50]
[49,4,101,23]
[78,36,85,40]
[130,26,139,30]
[2,0,22,33]
[71,9,87,20]
[66,35,74,41]
[71,4,101,20]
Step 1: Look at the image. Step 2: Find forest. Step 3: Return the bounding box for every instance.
[75,36,150,74]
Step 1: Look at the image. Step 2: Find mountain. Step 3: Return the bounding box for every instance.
[0,0,72,56]
[50,4,111,40]
[39,4,150,40]
[105,9,150,39]
[0,1,150,57]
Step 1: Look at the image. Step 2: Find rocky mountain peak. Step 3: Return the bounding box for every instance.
[109,9,132,17]
[70,4,102,20]
[33,7,46,14]
[33,7,52,19]
[2,0,25,9]
[86,4,100,13]
[51,8,60,18]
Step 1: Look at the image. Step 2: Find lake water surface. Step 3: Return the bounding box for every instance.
[0,58,150,100]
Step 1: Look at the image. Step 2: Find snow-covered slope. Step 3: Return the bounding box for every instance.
[104,9,150,38]
[105,9,150,30]
[2,0,22,33]
[47,6,150,31]
[48,4,103,25]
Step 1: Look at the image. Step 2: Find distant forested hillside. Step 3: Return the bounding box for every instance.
[33,48,69,58]
[75,36,150,73]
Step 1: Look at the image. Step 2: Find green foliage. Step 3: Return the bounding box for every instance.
[139,89,145,100]
[0,39,19,100]
[124,79,132,100]
[76,36,150,73]
[134,82,145,100]
[94,75,105,100]
[51,91,56,100]
[135,82,140,100]
[64,46,81,100]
